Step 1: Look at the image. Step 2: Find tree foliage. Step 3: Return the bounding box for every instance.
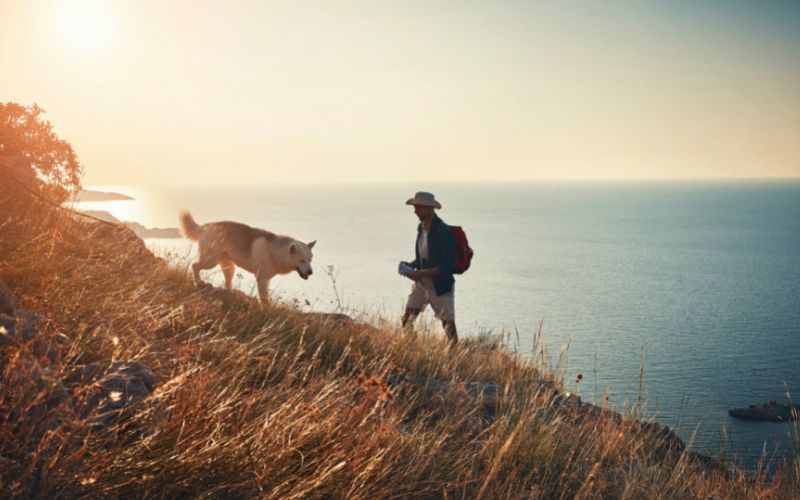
[0,102,83,203]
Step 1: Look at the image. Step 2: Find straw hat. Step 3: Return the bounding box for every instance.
[405,191,442,209]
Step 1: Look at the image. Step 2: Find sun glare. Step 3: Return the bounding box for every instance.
[52,0,115,57]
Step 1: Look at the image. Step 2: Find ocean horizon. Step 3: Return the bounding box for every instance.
[76,180,800,468]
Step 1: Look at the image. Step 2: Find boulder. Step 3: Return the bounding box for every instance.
[3,357,70,411]
[0,313,19,348]
[63,361,159,428]
[0,310,44,345]
[87,222,161,264]
[387,374,507,417]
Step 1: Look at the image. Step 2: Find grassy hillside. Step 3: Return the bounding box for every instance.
[1,194,797,498]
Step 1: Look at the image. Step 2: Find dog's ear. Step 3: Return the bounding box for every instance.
[308,240,316,249]
[289,243,297,254]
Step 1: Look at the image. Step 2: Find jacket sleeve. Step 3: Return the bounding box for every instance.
[435,225,456,276]
[410,225,420,269]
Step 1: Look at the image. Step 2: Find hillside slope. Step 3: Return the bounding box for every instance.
[1,194,797,498]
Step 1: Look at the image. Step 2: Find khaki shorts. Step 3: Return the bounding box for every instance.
[405,278,455,322]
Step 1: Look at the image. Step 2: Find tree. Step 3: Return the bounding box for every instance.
[0,102,83,203]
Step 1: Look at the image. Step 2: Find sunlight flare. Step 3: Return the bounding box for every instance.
[52,0,115,57]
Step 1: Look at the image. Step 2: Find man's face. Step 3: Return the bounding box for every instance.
[413,204,431,221]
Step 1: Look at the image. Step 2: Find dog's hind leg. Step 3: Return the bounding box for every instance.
[219,259,235,291]
[191,252,218,288]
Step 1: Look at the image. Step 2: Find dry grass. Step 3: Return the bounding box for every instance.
[1,194,798,498]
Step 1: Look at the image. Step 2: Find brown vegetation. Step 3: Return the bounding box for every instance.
[1,192,798,498]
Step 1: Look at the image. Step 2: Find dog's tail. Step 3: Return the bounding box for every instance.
[179,210,202,241]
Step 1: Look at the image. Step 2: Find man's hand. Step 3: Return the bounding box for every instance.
[409,268,439,281]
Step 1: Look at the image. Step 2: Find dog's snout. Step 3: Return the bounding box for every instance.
[307,269,313,276]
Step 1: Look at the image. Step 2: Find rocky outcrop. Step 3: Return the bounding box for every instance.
[0,310,44,346]
[0,283,45,347]
[388,373,721,472]
[86,220,165,265]
[388,374,507,412]
[729,401,799,422]
[63,361,160,428]
[0,281,159,430]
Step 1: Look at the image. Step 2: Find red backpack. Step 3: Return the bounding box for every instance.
[451,226,473,274]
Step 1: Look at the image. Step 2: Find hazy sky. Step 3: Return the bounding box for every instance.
[2,0,799,185]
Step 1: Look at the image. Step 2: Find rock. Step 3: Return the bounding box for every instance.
[0,314,19,347]
[63,361,159,428]
[0,310,44,344]
[35,365,71,409]
[87,221,162,264]
[8,358,71,409]
[639,420,686,454]
[387,374,506,416]
[551,393,723,472]
[729,401,799,422]
[434,380,504,409]
[17,311,43,342]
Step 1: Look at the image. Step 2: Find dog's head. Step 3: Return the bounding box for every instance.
[289,240,315,280]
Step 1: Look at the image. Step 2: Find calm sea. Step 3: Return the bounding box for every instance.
[78,181,800,468]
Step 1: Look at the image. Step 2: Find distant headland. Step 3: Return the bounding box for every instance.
[75,190,180,238]
[79,210,181,239]
[77,189,135,202]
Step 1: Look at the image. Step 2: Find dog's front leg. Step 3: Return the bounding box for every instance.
[256,274,271,305]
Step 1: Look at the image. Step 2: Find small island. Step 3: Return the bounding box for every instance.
[729,401,800,422]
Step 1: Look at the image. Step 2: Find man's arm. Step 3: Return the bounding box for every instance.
[404,226,420,270]
[409,267,438,281]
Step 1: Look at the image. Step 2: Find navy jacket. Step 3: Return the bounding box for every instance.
[411,214,456,296]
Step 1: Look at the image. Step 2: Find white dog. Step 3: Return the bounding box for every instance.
[179,211,315,303]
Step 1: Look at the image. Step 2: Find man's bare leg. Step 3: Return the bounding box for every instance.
[442,319,458,345]
[402,307,421,336]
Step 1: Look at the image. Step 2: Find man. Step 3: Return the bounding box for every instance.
[401,191,458,344]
